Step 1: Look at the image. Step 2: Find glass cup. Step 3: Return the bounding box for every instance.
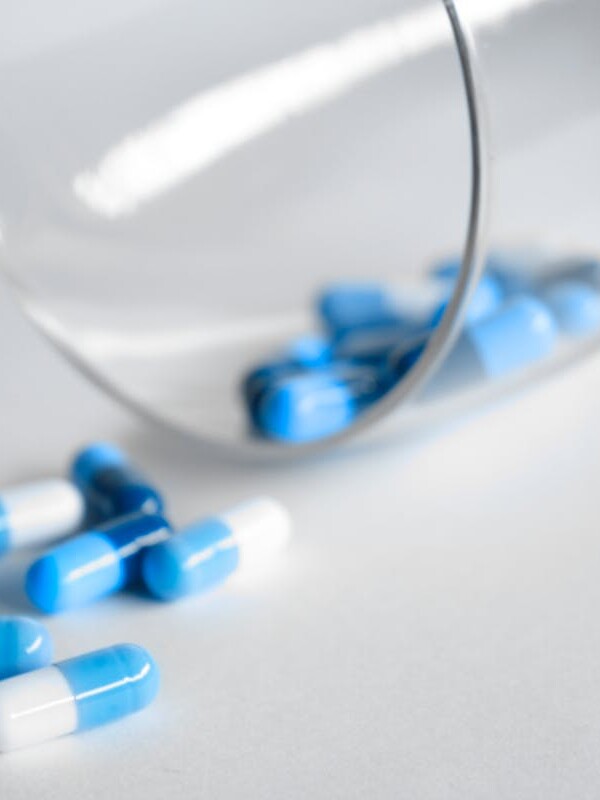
[1,0,598,453]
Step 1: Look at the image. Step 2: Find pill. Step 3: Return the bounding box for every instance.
[432,262,505,323]
[0,618,53,680]
[540,280,600,336]
[0,643,159,752]
[26,513,172,613]
[317,282,405,337]
[389,295,558,396]
[254,364,384,442]
[243,335,332,410]
[71,443,164,521]
[0,480,85,556]
[142,497,291,601]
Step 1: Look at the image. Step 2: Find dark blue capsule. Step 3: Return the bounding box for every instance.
[254,364,385,443]
[71,443,164,521]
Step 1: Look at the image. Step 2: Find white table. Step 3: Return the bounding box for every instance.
[2,279,600,799]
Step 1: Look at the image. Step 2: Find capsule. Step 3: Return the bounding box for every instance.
[242,335,333,410]
[142,498,292,601]
[26,513,172,613]
[253,364,384,442]
[0,479,85,556]
[317,282,405,338]
[0,617,53,680]
[70,443,164,521]
[0,644,159,752]
[389,295,558,396]
[540,280,600,336]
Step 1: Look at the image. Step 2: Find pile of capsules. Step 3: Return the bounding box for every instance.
[0,443,292,752]
[244,252,600,443]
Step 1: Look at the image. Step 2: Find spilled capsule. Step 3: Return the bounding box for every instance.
[0,644,159,752]
[71,443,164,521]
[26,513,172,613]
[142,498,291,601]
[0,479,85,556]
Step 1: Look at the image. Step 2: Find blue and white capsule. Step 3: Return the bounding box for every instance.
[0,479,85,556]
[142,498,292,601]
[71,443,164,521]
[254,364,384,443]
[26,513,172,613]
[0,617,53,680]
[0,643,159,752]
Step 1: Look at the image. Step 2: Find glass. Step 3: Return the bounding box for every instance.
[0,0,598,454]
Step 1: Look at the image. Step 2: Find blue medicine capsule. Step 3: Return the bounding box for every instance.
[243,335,332,410]
[143,497,291,601]
[71,443,164,521]
[317,282,403,337]
[0,643,159,751]
[26,513,172,613]
[0,617,53,680]
[389,295,558,396]
[540,280,600,336]
[254,364,384,443]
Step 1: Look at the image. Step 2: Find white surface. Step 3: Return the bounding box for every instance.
[0,666,77,752]
[2,480,85,549]
[222,497,292,574]
[2,282,600,795]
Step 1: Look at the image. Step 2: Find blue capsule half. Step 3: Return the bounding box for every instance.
[26,513,172,613]
[0,617,53,679]
[243,335,333,411]
[71,443,164,521]
[254,364,384,442]
[317,282,403,338]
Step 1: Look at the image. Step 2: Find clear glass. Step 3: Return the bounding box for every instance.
[0,0,598,454]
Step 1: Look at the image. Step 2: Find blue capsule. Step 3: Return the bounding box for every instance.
[243,336,332,411]
[71,443,164,521]
[0,617,53,680]
[254,364,384,442]
[0,643,159,751]
[541,280,600,336]
[26,513,172,613]
[317,282,404,338]
[389,295,558,396]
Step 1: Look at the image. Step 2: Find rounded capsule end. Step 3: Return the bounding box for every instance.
[142,543,187,601]
[71,442,127,486]
[0,617,53,679]
[25,556,62,614]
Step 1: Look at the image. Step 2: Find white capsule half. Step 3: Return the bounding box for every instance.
[0,480,85,553]
[0,666,77,752]
[220,497,292,574]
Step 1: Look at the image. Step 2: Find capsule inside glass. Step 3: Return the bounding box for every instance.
[0,0,598,453]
